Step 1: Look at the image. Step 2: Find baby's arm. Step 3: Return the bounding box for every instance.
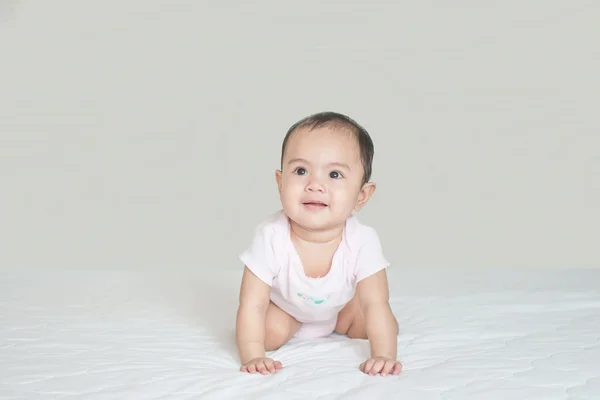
[236,266,271,365]
[356,269,401,373]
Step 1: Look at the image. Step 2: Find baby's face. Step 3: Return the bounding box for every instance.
[276,126,375,232]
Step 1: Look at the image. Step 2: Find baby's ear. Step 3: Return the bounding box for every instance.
[354,181,376,212]
[275,170,283,193]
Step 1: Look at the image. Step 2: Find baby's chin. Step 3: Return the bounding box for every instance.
[287,209,346,231]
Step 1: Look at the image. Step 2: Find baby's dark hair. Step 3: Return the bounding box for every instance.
[280,111,375,184]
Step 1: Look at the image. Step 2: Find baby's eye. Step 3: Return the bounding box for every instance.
[294,167,307,176]
[329,171,343,179]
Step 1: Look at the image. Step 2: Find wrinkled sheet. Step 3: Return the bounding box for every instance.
[1,267,599,399]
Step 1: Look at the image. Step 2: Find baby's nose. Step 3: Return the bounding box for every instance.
[306,180,325,192]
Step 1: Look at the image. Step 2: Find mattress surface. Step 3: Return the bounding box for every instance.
[1,267,599,399]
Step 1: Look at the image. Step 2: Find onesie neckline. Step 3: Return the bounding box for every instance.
[277,210,356,281]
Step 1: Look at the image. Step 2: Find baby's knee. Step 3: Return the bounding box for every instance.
[264,320,293,351]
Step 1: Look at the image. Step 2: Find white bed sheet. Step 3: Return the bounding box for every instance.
[1,267,599,399]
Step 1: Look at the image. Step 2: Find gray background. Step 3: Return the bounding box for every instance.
[1,1,598,271]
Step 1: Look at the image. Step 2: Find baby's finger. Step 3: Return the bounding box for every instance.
[381,360,395,376]
[247,363,257,374]
[240,365,248,373]
[392,362,403,375]
[363,359,376,374]
[370,359,385,375]
[273,360,283,370]
[256,362,268,375]
[264,360,276,374]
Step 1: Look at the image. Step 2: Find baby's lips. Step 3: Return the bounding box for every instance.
[303,200,328,206]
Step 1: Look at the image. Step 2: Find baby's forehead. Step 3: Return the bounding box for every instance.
[288,126,359,150]
[284,128,362,165]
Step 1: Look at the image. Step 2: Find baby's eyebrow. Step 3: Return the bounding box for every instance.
[327,162,351,170]
[287,157,310,165]
[287,158,351,171]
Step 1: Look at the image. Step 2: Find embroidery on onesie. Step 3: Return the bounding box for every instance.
[297,292,331,305]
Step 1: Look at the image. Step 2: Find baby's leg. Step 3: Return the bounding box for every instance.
[335,292,399,339]
[334,293,367,339]
[264,301,301,351]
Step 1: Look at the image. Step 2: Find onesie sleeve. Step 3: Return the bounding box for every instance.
[238,224,278,286]
[354,227,390,283]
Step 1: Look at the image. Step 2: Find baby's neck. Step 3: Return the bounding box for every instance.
[289,221,344,248]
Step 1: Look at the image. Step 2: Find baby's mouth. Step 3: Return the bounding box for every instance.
[303,201,328,209]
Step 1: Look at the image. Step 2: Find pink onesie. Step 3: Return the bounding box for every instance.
[238,209,389,339]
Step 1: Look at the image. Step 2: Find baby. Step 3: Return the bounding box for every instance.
[235,111,402,376]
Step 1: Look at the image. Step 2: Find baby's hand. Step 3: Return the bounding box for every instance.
[240,357,283,375]
[360,357,402,376]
